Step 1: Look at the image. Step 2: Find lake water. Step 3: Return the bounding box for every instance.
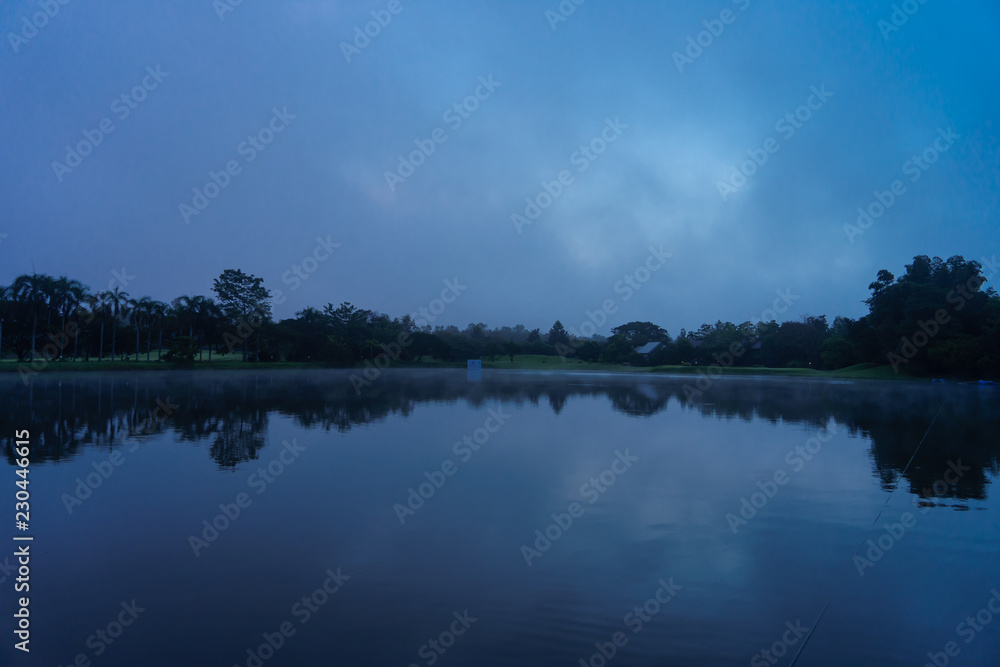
[1,370,998,666]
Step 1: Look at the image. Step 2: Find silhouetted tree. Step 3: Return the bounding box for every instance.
[547,321,570,346]
[212,269,272,362]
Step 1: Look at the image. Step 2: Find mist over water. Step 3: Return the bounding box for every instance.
[1,370,998,666]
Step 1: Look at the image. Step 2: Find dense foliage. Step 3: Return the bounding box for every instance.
[0,256,996,378]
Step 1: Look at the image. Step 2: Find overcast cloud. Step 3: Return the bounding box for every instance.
[1,0,997,334]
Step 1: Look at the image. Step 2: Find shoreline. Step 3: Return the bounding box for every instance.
[0,357,950,382]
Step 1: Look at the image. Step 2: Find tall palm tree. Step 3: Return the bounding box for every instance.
[130,297,155,362]
[171,296,196,339]
[147,300,168,361]
[70,283,90,361]
[189,295,205,361]
[0,284,9,361]
[86,295,108,361]
[172,295,215,359]
[98,287,130,362]
[12,273,54,362]
[54,277,88,361]
[191,296,217,361]
[199,299,224,361]
[158,302,175,361]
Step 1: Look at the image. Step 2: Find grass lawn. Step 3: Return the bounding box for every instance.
[399,356,911,380]
[0,354,913,381]
[646,362,907,380]
[479,355,640,372]
[0,353,314,373]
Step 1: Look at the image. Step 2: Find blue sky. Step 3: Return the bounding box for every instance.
[1,0,997,335]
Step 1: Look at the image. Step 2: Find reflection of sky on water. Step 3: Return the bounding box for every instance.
[0,370,996,665]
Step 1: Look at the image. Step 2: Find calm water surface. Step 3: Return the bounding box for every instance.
[1,370,998,666]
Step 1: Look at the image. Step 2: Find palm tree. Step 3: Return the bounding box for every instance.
[86,295,108,361]
[128,297,141,360]
[98,287,130,362]
[297,306,328,327]
[158,302,175,361]
[171,295,196,359]
[195,296,223,361]
[59,278,89,361]
[188,295,210,359]
[200,299,224,361]
[12,273,54,362]
[172,295,217,360]
[147,300,168,361]
[53,277,81,325]
[130,297,155,362]
[0,284,9,361]
[38,274,58,329]
[171,295,196,339]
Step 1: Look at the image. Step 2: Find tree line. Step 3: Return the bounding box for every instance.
[4,370,998,502]
[0,255,997,377]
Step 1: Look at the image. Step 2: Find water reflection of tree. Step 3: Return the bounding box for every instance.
[0,371,996,499]
[209,410,268,468]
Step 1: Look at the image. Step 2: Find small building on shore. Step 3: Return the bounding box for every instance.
[635,342,664,357]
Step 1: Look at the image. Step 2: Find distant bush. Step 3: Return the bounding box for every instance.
[163,336,198,366]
